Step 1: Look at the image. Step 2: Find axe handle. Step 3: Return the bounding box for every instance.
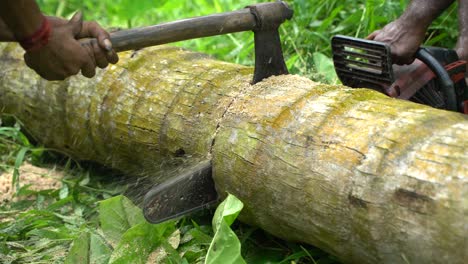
[80,1,293,52]
[108,9,255,52]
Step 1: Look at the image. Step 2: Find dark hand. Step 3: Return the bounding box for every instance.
[367,19,427,65]
[24,13,118,80]
[77,19,119,69]
[47,16,119,70]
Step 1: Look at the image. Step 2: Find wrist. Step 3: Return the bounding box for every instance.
[18,16,52,52]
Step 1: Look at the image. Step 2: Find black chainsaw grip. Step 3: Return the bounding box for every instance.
[416,48,458,111]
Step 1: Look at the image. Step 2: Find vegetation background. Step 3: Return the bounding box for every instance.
[37,0,460,83]
[0,0,460,263]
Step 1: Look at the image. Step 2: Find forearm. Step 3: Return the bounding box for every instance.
[0,0,44,40]
[400,0,454,28]
[456,0,468,60]
[459,0,468,37]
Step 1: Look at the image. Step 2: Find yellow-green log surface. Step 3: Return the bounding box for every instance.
[0,44,467,264]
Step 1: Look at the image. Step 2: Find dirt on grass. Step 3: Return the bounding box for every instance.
[0,163,64,204]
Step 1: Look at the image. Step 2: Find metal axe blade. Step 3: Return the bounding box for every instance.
[252,29,289,84]
[249,1,293,83]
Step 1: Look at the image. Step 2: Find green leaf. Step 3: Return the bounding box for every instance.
[12,146,29,192]
[90,233,113,264]
[182,225,212,245]
[0,126,30,146]
[205,194,246,264]
[212,194,244,230]
[99,195,145,246]
[64,232,112,264]
[109,221,175,264]
[312,52,339,84]
[59,183,69,199]
[26,226,75,240]
[64,232,90,264]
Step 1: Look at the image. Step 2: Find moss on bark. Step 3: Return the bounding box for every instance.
[1,43,467,264]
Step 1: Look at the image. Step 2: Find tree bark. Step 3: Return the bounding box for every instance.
[0,43,467,264]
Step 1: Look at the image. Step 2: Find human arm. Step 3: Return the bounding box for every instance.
[0,0,118,80]
[367,0,454,64]
[456,0,468,61]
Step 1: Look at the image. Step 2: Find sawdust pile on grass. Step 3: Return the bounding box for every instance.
[0,163,63,204]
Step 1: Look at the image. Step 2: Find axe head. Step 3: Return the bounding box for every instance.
[253,29,289,84]
[249,1,293,84]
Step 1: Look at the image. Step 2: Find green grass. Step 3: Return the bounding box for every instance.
[0,121,336,263]
[1,0,462,263]
[36,0,460,82]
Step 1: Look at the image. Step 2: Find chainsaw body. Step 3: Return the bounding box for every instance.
[331,35,468,114]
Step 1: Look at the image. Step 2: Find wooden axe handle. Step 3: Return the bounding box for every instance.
[80,1,292,52]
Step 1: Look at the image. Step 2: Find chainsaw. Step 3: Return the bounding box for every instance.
[331,35,468,114]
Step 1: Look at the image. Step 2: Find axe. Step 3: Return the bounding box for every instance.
[85,1,293,223]
[88,1,293,84]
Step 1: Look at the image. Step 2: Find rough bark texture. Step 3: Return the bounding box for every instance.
[1,43,467,264]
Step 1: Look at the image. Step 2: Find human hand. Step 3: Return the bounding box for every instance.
[367,19,427,65]
[46,15,119,69]
[24,12,118,80]
[77,18,119,68]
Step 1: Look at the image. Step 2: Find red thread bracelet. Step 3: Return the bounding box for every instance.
[18,16,51,52]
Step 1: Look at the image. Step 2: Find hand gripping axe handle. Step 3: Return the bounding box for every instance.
[84,1,293,84]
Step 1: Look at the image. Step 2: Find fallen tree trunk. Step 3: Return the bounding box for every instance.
[0,43,467,264]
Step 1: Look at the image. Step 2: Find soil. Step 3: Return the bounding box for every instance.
[0,162,64,204]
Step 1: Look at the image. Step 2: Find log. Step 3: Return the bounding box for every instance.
[0,43,467,264]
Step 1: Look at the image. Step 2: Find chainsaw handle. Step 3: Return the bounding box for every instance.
[415,48,458,111]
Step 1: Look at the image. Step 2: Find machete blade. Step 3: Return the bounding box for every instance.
[143,159,219,224]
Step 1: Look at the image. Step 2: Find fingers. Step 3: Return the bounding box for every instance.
[24,13,118,80]
[85,38,118,68]
[25,54,67,80]
[81,61,96,78]
[366,30,379,40]
[80,21,113,51]
[80,43,97,78]
[91,40,109,69]
[79,20,119,65]
[106,49,119,64]
[68,12,84,37]
[393,53,415,65]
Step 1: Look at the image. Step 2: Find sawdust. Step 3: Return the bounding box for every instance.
[0,162,64,204]
[146,229,181,263]
[254,74,319,90]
